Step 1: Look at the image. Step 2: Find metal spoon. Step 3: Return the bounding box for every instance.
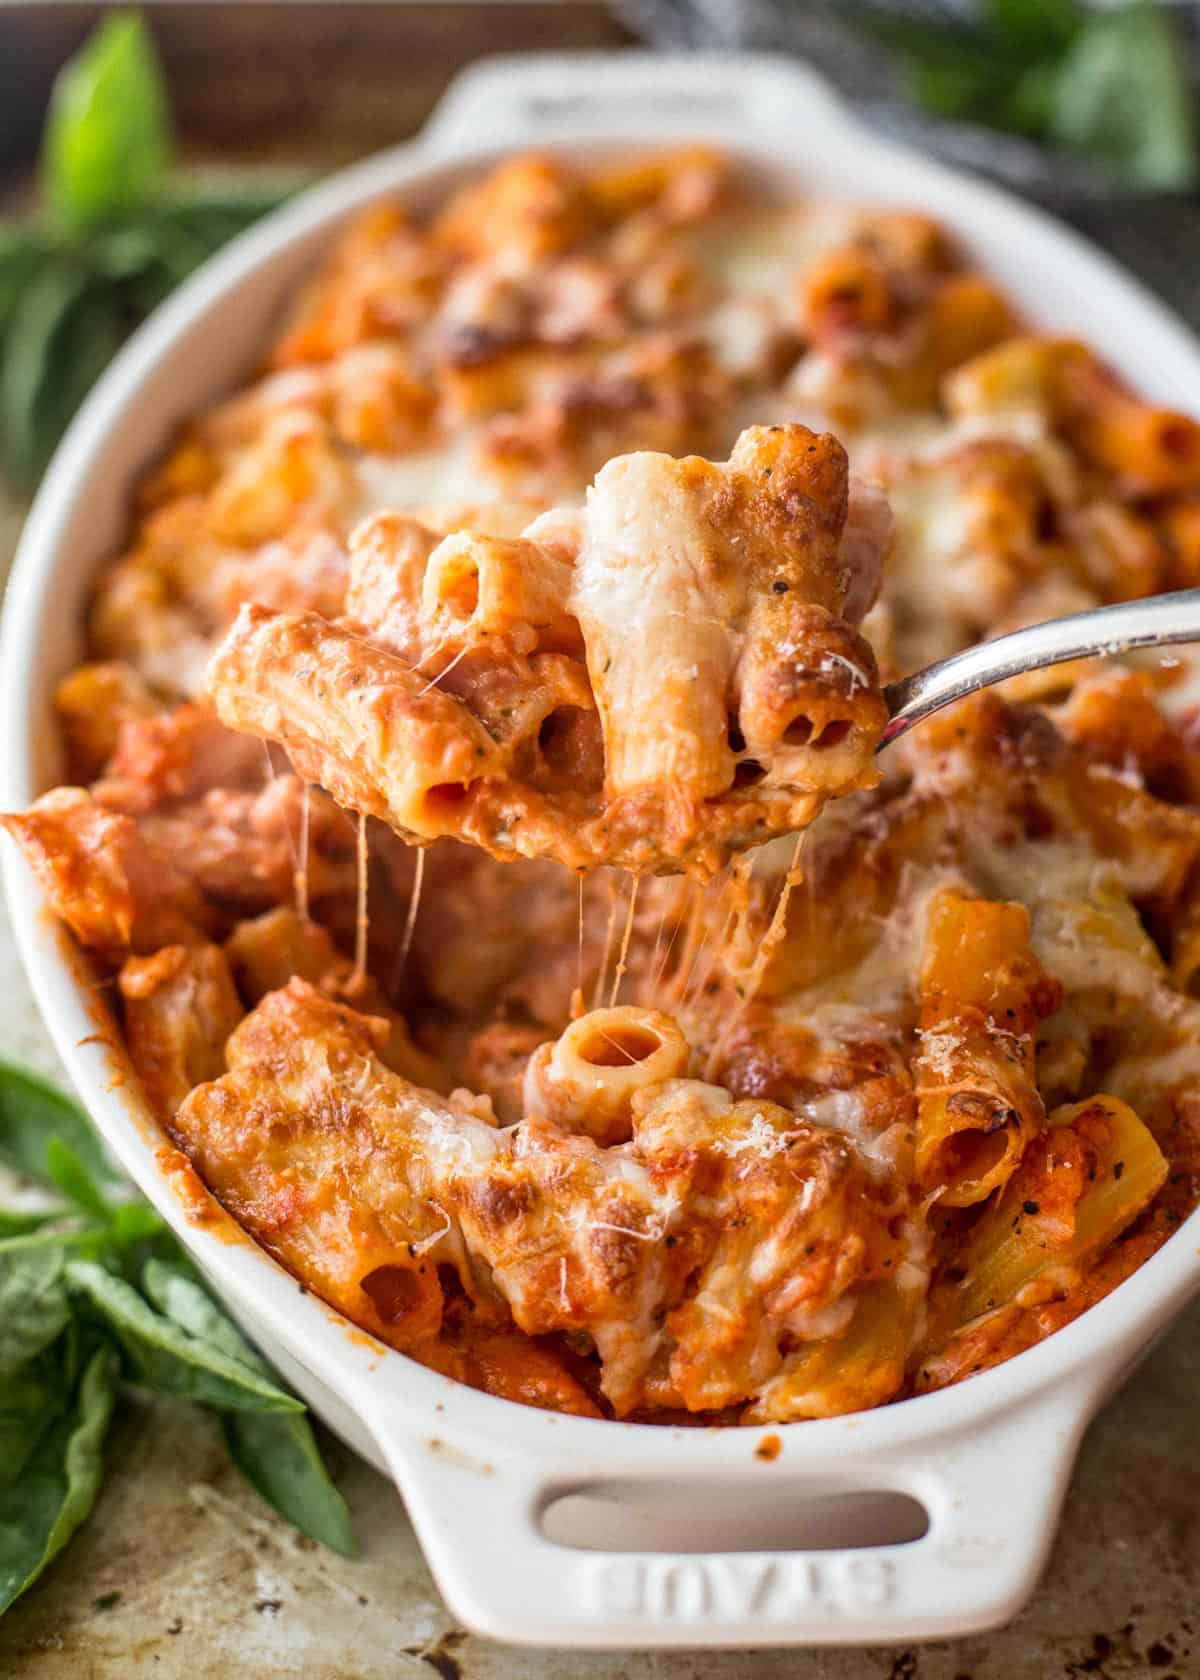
[880,588,1200,748]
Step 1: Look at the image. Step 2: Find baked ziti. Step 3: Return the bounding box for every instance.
[8,148,1200,1424]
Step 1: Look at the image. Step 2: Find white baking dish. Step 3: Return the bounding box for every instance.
[4,52,1200,1650]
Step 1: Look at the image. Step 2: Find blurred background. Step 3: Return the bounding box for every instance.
[1,0,1199,499]
[4,0,1199,189]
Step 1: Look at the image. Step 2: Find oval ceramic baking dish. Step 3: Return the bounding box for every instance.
[4,51,1200,1650]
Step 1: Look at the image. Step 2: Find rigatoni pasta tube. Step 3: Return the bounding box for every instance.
[421,531,581,656]
[170,983,474,1351]
[1054,350,1200,495]
[743,1277,923,1424]
[943,336,1083,428]
[343,511,440,655]
[952,1095,1167,1326]
[731,433,887,781]
[524,1006,690,1145]
[890,274,1015,408]
[571,423,885,802]
[572,448,742,798]
[946,335,1200,494]
[207,602,504,840]
[914,887,1060,1207]
[120,942,244,1120]
[801,246,893,337]
[735,602,886,791]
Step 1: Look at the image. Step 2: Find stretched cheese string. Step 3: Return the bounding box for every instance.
[592,879,620,1011]
[258,742,297,866]
[295,782,311,922]
[677,867,734,1005]
[608,876,641,1008]
[592,1025,643,1065]
[759,831,806,986]
[646,898,669,996]
[683,862,739,1007]
[390,845,426,996]
[416,641,470,697]
[650,890,689,998]
[704,832,805,1082]
[352,812,369,991]
[577,874,587,1000]
[669,882,706,1004]
[260,739,303,899]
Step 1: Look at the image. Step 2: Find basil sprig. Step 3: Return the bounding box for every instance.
[855,0,1198,191]
[41,9,173,232]
[0,12,297,489]
[0,1345,119,1615]
[142,1260,359,1558]
[0,1058,357,1617]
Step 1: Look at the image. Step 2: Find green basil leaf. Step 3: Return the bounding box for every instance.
[87,181,295,303]
[57,1316,82,1395]
[852,7,1030,127]
[0,263,126,486]
[0,1060,116,1191]
[65,1260,303,1414]
[125,256,186,316]
[0,1247,71,1381]
[75,232,174,315]
[42,12,172,231]
[0,258,89,485]
[88,1203,177,1285]
[86,221,170,284]
[89,216,208,310]
[44,1139,111,1223]
[0,1210,58,1241]
[168,179,299,216]
[141,224,213,288]
[1050,2,1199,190]
[223,1412,358,1558]
[141,1257,260,1367]
[0,1225,106,1258]
[984,0,1082,58]
[0,1343,117,1613]
[854,10,987,69]
[909,59,998,122]
[0,1344,68,1490]
[0,232,61,341]
[154,181,296,243]
[999,62,1063,138]
[141,1261,356,1555]
[105,1201,166,1248]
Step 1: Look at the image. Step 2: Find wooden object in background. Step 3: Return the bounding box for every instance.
[0,2,631,174]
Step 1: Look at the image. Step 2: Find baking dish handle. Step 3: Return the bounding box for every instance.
[421,51,854,155]
[366,1375,1096,1647]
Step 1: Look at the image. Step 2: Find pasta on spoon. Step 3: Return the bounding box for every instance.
[206,422,891,876]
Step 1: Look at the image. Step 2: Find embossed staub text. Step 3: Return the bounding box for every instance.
[586,1555,898,1623]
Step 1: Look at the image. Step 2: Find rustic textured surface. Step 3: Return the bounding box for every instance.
[0,1273,1195,1678]
[1,8,1198,1673]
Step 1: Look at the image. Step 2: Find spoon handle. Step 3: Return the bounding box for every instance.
[881,587,1200,748]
